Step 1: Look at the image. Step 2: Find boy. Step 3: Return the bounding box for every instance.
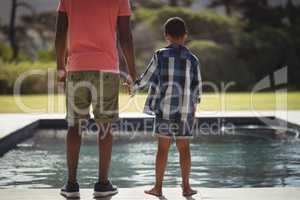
[133,17,202,197]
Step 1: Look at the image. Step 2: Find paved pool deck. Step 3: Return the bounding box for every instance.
[0,187,299,200]
[1,110,300,140]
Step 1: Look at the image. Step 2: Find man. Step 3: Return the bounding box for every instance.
[55,0,136,198]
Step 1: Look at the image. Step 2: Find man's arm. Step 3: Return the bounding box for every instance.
[117,16,137,82]
[55,11,68,81]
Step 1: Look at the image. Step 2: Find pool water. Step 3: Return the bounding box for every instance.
[0,131,300,188]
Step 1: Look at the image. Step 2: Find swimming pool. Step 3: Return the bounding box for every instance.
[0,128,300,189]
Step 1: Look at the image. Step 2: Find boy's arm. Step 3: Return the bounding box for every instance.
[55,11,68,82]
[192,62,202,104]
[133,52,159,92]
[118,16,137,82]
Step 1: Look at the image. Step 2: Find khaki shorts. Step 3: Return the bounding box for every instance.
[66,71,119,127]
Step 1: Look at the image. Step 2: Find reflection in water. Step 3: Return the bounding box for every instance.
[0,130,300,188]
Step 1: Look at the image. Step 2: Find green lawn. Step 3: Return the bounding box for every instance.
[0,92,299,113]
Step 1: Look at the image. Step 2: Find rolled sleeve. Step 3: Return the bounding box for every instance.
[134,52,159,91]
[57,0,67,12]
[118,0,132,16]
[192,61,202,104]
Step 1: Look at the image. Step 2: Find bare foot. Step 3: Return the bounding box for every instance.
[144,186,162,197]
[182,187,197,197]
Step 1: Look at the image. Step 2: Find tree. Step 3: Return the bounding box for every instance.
[238,0,287,28]
[9,0,34,61]
[237,0,269,21]
[209,0,240,15]
[286,0,297,25]
[9,0,18,60]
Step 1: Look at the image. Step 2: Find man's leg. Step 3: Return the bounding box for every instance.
[97,123,113,183]
[93,72,119,197]
[67,125,82,183]
[61,72,91,198]
[145,137,171,196]
[176,139,197,196]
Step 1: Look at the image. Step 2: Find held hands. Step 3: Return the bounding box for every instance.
[193,104,197,118]
[57,68,67,83]
[57,69,67,90]
[122,75,135,96]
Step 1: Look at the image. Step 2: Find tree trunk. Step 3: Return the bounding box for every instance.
[9,0,19,61]
[225,2,232,15]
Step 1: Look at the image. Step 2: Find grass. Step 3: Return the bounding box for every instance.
[0,92,299,113]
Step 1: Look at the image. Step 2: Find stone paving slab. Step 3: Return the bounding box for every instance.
[0,187,299,200]
[0,113,64,140]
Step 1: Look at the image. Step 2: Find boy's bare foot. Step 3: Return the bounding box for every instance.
[144,187,163,197]
[182,187,197,197]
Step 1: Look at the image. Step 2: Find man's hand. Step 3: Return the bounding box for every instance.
[122,76,134,96]
[57,69,67,83]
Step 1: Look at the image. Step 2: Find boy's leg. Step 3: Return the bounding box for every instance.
[145,136,171,196]
[176,139,197,196]
[66,126,82,183]
[97,123,113,183]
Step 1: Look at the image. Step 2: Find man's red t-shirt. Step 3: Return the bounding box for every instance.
[58,0,132,73]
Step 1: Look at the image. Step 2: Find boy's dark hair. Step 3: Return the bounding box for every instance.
[164,17,187,38]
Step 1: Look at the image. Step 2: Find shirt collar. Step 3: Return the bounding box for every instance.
[167,43,187,50]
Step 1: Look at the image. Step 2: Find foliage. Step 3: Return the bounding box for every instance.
[188,40,225,85]
[131,5,300,91]
[188,40,254,91]
[235,27,293,80]
[0,42,13,62]
[0,61,55,94]
[132,8,157,24]
[146,6,243,44]
[209,0,240,15]
[1,2,300,94]
[132,0,194,8]
[37,48,56,62]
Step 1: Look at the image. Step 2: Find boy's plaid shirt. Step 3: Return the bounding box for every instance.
[133,43,202,122]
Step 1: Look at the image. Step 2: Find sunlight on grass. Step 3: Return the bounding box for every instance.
[0,92,299,113]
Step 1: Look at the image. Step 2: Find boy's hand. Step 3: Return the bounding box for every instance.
[193,104,197,118]
[123,76,134,96]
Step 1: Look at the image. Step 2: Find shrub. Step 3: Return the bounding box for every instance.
[188,40,255,91]
[37,48,56,62]
[235,27,294,82]
[188,40,225,85]
[0,61,56,94]
[151,7,243,44]
[0,42,13,62]
[133,8,157,24]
